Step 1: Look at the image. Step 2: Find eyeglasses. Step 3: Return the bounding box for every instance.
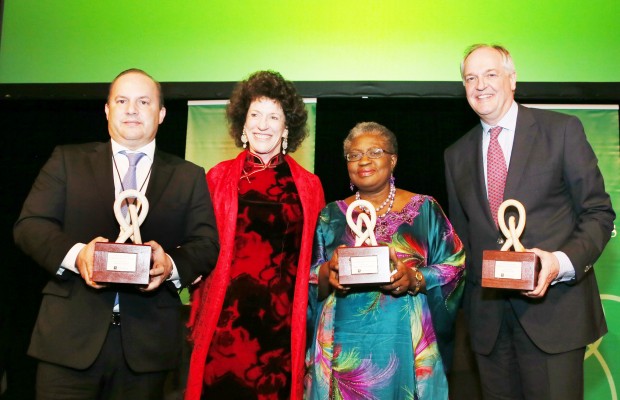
[345,147,394,162]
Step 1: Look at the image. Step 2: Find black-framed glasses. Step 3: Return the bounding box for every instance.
[345,147,394,162]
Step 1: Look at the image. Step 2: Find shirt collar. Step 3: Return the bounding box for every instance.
[111,138,156,161]
[481,101,518,135]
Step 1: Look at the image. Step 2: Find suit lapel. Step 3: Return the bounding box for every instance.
[88,142,116,219]
[464,124,496,225]
[504,105,538,200]
[145,149,174,208]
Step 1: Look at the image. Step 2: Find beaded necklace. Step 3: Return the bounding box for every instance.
[355,178,396,218]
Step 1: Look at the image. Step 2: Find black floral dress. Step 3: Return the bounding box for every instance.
[201,152,303,400]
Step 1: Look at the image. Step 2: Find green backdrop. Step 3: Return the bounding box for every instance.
[1,0,619,83]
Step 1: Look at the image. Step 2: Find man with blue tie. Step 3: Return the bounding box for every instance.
[444,44,615,399]
[14,69,219,399]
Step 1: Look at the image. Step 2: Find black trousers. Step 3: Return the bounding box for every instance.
[475,301,585,400]
[36,324,169,400]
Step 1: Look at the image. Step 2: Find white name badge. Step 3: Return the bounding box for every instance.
[350,256,379,275]
[493,260,522,280]
[106,252,138,272]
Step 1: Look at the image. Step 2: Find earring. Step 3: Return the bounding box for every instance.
[350,181,355,191]
[282,135,288,155]
[241,130,248,149]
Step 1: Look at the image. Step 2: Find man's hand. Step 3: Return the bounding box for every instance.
[523,248,560,298]
[76,237,108,289]
[141,240,173,292]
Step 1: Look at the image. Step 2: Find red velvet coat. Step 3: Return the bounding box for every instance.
[186,151,325,399]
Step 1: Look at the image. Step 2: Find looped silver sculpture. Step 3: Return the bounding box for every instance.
[338,199,391,285]
[92,189,152,285]
[114,189,150,244]
[498,199,526,252]
[346,199,378,247]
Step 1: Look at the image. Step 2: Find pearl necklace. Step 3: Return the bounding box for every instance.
[355,180,396,218]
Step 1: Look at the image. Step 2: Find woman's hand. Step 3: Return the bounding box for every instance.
[381,248,424,296]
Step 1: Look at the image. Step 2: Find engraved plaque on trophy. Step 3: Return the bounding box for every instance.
[93,189,151,285]
[482,199,541,291]
[337,200,392,285]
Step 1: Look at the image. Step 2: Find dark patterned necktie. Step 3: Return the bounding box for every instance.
[487,126,507,226]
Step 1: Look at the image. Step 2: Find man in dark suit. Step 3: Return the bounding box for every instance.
[444,44,615,399]
[14,69,219,399]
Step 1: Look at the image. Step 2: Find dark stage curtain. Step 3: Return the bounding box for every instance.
[314,97,479,207]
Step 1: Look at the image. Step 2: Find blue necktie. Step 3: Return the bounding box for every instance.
[120,151,146,216]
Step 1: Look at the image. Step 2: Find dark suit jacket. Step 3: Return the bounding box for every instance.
[444,104,614,355]
[14,141,219,372]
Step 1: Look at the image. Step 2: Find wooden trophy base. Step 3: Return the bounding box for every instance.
[93,242,151,285]
[482,250,541,290]
[337,246,391,285]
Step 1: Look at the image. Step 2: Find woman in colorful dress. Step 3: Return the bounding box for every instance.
[305,122,465,399]
[186,70,325,399]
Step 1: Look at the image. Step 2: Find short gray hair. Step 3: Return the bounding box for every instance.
[343,122,398,157]
[460,44,515,82]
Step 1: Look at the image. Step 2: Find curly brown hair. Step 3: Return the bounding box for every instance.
[226,70,308,152]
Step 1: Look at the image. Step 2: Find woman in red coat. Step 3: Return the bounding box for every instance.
[186,71,325,400]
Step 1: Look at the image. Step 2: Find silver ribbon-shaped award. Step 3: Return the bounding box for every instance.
[337,200,391,285]
[114,189,150,244]
[93,189,152,285]
[482,199,541,290]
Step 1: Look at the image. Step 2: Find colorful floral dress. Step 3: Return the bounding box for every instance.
[201,153,303,399]
[305,195,465,400]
